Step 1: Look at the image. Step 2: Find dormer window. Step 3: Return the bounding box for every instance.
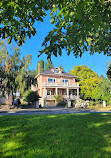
[54,70,59,73]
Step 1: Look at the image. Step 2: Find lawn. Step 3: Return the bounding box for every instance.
[0,113,111,158]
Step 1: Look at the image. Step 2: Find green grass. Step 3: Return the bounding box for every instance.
[0,113,111,158]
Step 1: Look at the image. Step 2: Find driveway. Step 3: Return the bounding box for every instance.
[0,107,111,115]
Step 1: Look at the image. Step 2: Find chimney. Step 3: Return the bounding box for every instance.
[38,63,40,74]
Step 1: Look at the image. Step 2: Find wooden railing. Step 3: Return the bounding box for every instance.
[42,81,79,87]
[46,95,77,100]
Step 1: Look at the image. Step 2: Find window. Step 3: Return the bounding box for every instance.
[47,90,52,95]
[48,78,55,82]
[54,70,59,73]
[62,79,69,83]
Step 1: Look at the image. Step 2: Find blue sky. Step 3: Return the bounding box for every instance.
[20,13,110,77]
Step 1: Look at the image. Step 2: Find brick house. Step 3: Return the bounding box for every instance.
[35,64,79,107]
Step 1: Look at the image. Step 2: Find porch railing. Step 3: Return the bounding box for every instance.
[42,81,79,87]
[46,95,77,100]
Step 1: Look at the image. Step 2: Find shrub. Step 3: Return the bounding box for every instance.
[24,90,40,105]
[54,94,67,107]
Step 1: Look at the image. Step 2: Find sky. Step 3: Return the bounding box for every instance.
[20,13,110,77]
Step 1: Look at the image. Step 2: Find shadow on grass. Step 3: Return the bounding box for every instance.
[0,113,111,158]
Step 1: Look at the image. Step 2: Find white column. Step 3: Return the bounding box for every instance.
[77,88,79,98]
[67,88,69,98]
[68,100,71,108]
[56,88,58,95]
[43,87,46,97]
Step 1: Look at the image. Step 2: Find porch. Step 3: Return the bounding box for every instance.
[42,88,79,100]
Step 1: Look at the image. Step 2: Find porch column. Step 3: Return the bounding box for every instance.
[67,88,69,98]
[77,88,79,99]
[55,87,58,95]
[44,87,47,97]
[41,98,46,107]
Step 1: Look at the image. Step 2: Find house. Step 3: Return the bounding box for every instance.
[35,64,79,107]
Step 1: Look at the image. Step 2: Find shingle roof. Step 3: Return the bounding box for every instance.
[39,68,77,78]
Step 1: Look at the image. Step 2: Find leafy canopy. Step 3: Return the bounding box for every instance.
[0,0,111,58]
[0,0,52,45]
[70,65,101,100]
[93,75,111,101]
[40,0,111,58]
[0,40,31,97]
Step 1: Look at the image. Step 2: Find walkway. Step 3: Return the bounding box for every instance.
[0,107,111,115]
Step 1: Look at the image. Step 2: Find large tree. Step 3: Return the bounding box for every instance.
[70,65,101,100]
[0,40,31,101]
[1,0,111,58]
[93,75,111,102]
[0,0,50,46]
[40,0,111,58]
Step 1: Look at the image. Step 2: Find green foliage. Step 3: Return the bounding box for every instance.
[37,59,44,75]
[0,0,50,45]
[40,0,111,58]
[59,64,64,72]
[24,90,40,103]
[1,1,111,57]
[45,59,54,71]
[70,65,101,100]
[54,94,67,107]
[93,75,111,102]
[107,62,111,80]
[89,100,103,107]
[25,69,36,90]
[0,40,32,98]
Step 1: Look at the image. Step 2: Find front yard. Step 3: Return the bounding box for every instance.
[0,113,111,158]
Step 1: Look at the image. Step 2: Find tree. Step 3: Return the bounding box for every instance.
[70,65,101,100]
[39,0,111,58]
[93,75,111,102]
[36,59,44,75]
[0,40,31,102]
[0,0,50,46]
[24,90,40,105]
[59,64,64,72]
[45,59,54,71]
[107,62,111,80]
[25,69,36,90]
[1,1,111,58]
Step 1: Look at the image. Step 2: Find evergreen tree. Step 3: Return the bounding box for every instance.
[59,64,64,72]
[36,60,44,75]
[45,59,54,71]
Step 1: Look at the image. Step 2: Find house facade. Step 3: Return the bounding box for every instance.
[35,64,79,107]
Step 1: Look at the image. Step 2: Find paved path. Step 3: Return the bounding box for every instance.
[0,107,111,115]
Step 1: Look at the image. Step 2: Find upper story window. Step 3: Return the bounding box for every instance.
[62,79,69,83]
[54,70,59,73]
[48,78,55,82]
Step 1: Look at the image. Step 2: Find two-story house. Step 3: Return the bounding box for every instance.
[35,64,79,107]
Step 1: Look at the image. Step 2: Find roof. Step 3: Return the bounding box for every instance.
[36,68,77,78]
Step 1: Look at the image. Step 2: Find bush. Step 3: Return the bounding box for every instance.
[54,94,67,107]
[24,90,40,105]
